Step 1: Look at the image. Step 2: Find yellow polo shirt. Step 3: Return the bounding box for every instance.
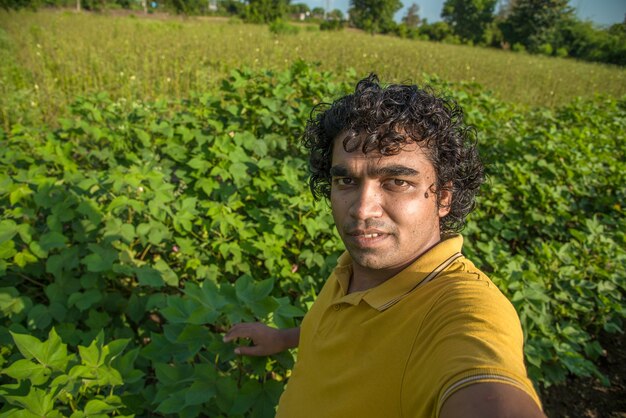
[276,234,541,418]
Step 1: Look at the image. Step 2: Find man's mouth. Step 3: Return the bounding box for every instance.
[348,229,387,237]
[346,230,390,247]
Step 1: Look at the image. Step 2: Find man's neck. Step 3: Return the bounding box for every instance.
[346,239,444,294]
[347,265,405,293]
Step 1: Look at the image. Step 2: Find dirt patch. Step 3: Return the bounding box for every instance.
[540,331,626,418]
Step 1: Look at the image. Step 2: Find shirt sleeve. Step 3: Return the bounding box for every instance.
[401,278,542,417]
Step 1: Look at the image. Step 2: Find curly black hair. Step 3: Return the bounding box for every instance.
[303,74,484,234]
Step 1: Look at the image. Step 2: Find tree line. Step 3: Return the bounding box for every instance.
[2,0,624,66]
[382,0,625,66]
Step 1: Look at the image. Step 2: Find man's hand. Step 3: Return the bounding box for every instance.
[223,323,300,356]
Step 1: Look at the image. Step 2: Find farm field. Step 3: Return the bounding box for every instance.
[0,10,625,418]
[1,10,626,127]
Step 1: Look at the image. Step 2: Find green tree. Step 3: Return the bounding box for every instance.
[499,0,574,53]
[242,0,289,23]
[441,0,497,44]
[349,0,403,34]
[419,20,455,41]
[556,18,626,64]
[289,2,309,14]
[311,6,325,18]
[402,3,420,28]
[328,8,344,20]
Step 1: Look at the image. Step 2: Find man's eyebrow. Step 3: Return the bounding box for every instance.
[330,165,349,177]
[374,165,419,177]
[330,164,419,177]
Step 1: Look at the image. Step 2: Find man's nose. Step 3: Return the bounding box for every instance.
[348,182,384,220]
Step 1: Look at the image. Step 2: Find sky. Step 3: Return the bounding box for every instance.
[304,0,626,27]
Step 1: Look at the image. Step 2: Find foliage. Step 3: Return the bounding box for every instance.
[268,19,300,35]
[327,8,344,20]
[452,85,626,385]
[441,0,497,45]
[348,0,402,34]
[418,20,455,42]
[499,0,573,53]
[1,329,136,417]
[1,56,625,417]
[319,18,344,31]
[0,62,350,416]
[241,0,289,24]
[288,2,309,14]
[554,18,626,65]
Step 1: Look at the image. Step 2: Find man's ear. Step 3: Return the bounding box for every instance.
[437,182,453,218]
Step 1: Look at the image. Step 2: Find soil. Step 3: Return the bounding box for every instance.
[540,331,626,418]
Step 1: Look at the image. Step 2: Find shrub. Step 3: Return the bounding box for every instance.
[268,19,300,35]
[319,19,344,31]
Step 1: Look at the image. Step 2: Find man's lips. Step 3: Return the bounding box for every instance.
[348,229,388,238]
[346,230,390,246]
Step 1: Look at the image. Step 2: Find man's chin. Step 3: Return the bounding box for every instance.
[347,249,391,270]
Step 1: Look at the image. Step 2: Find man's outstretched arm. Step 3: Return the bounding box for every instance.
[223,323,300,356]
[440,382,546,418]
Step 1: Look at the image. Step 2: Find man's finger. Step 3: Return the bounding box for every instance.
[235,345,267,356]
[223,323,256,342]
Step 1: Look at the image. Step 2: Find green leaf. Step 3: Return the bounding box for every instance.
[0,219,17,244]
[14,250,38,268]
[81,245,117,273]
[79,332,104,367]
[183,281,228,312]
[105,339,130,364]
[39,232,68,251]
[4,387,55,416]
[185,379,217,406]
[235,275,274,303]
[10,328,71,372]
[2,359,50,385]
[135,265,164,287]
[84,399,118,415]
[28,240,47,258]
[68,289,102,311]
[10,332,44,361]
[154,259,178,287]
[10,184,33,205]
[0,287,26,316]
[27,304,52,330]
[17,223,33,244]
[155,391,187,414]
[0,240,18,260]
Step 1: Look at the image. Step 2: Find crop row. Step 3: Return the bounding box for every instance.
[0,64,624,416]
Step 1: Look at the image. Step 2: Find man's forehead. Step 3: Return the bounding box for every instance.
[331,138,428,163]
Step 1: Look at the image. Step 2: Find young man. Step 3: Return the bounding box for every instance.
[224,75,545,417]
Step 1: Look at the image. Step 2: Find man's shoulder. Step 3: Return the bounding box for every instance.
[421,256,518,321]
[436,256,503,296]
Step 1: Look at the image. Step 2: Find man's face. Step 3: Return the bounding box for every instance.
[330,136,451,279]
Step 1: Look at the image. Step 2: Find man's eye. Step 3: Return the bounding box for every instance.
[385,179,411,190]
[334,178,354,186]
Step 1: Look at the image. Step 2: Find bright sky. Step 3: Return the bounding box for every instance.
[304,0,626,27]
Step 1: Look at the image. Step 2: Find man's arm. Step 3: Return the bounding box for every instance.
[223,323,300,356]
[440,382,545,418]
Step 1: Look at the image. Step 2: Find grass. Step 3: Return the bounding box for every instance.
[1,9,625,125]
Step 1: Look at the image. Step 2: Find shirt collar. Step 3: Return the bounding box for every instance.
[332,234,464,311]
